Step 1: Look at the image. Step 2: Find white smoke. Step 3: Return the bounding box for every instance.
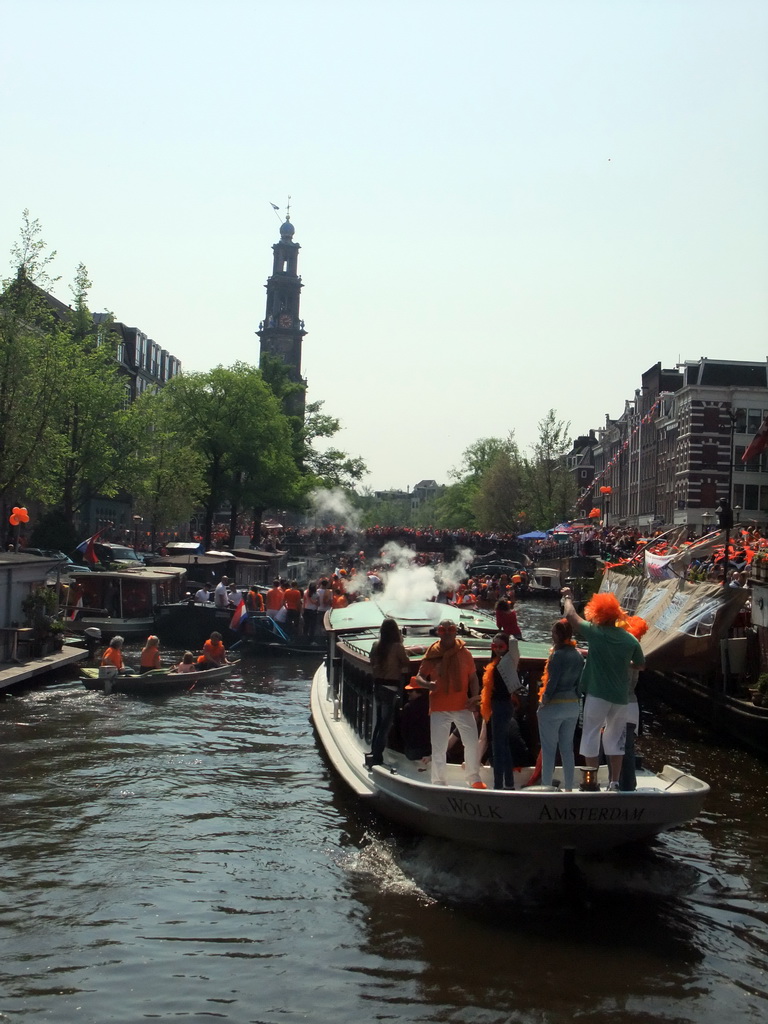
[434,547,475,591]
[309,487,362,533]
[373,542,475,609]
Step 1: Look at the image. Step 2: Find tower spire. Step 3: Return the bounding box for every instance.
[256,204,307,419]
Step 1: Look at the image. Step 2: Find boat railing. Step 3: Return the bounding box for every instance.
[338,659,373,744]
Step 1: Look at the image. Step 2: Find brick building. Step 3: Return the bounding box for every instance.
[572,358,768,532]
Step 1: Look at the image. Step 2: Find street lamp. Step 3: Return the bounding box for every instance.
[701,511,714,536]
[716,499,734,582]
[132,515,143,551]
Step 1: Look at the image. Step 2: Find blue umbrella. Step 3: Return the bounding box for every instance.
[518,530,549,540]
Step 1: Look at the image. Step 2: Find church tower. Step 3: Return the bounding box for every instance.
[257,212,307,418]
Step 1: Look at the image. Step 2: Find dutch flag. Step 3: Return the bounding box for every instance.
[229,599,248,631]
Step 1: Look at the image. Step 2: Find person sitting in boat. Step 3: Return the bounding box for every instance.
[173,651,197,674]
[139,635,162,674]
[197,631,229,669]
[414,618,486,789]
[101,635,134,675]
[495,598,523,640]
[536,619,583,791]
[365,617,411,769]
[194,583,212,603]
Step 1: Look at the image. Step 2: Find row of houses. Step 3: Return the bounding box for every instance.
[568,358,768,532]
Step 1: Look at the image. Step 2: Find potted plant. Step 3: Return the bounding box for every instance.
[752,551,768,582]
[753,673,768,707]
[48,619,66,651]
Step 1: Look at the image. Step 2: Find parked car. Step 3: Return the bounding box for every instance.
[70,542,144,568]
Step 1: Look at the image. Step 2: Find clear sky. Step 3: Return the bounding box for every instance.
[2,0,767,492]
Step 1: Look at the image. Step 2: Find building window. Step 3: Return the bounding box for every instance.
[745,484,759,510]
[701,444,719,468]
[702,407,721,431]
[748,409,763,434]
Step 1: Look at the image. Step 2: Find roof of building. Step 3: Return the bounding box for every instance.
[683,359,768,388]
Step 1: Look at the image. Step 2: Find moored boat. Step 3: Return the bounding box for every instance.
[527,566,562,597]
[310,599,710,857]
[63,566,188,639]
[81,660,236,696]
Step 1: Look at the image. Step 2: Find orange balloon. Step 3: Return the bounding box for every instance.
[9,514,19,526]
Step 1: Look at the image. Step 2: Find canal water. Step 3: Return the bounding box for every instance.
[1,602,767,1023]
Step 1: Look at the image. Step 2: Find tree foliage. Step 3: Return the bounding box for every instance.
[159,363,301,546]
[0,213,65,509]
[261,353,367,492]
[520,409,576,528]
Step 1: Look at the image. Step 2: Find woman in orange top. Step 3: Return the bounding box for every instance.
[101,635,126,673]
[139,635,162,674]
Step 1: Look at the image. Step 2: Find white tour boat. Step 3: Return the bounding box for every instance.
[310,599,710,857]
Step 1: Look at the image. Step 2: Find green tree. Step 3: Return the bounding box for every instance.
[261,353,367,491]
[42,264,135,535]
[0,212,65,522]
[521,410,576,528]
[302,401,367,489]
[473,449,525,532]
[433,436,519,530]
[128,391,207,546]
[160,363,300,546]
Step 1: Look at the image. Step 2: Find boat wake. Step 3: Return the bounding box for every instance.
[338,829,713,910]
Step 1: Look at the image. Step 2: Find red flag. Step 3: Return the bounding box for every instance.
[76,526,109,565]
[742,415,768,463]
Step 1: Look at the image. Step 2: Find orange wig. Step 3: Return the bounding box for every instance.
[622,614,648,639]
[584,591,622,626]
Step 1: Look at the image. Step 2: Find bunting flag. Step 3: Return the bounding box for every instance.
[644,550,677,581]
[578,397,663,499]
[229,598,248,631]
[742,415,768,463]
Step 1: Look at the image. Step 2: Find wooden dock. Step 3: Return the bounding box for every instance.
[0,645,88,691]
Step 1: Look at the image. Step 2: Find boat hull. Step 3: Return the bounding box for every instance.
[642,670,768,757]
[310,660,709,856]
[81,662,234,696]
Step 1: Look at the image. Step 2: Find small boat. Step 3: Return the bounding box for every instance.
[63,566,188,639]
[81,660,236,696]
[527,566,562,597]
[310,599,710,858]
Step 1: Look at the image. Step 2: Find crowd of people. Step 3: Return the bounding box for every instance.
[358,583,648,793]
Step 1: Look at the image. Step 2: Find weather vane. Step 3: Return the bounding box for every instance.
[269,196,292,222]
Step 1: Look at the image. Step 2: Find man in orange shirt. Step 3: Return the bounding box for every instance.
[415,619,486,789]
[199,631,228,668]
[265,579,285,621]
[282,580,303,634]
